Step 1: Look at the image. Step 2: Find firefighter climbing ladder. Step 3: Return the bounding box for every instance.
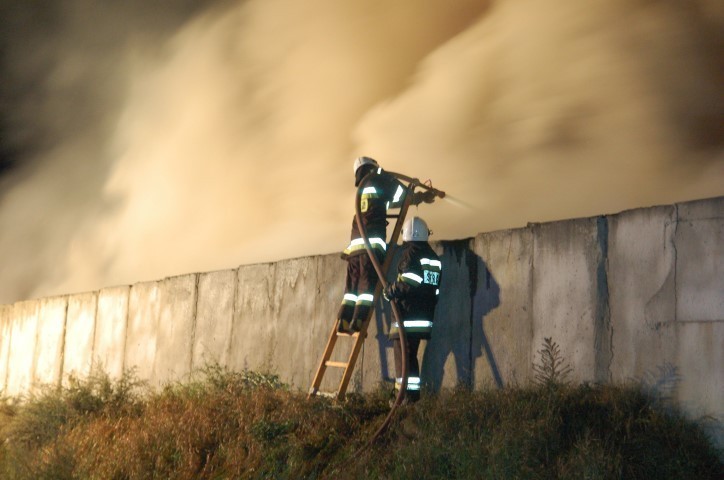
[308,184,415,400]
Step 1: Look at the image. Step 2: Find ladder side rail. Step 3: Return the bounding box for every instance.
[308,319,342,397]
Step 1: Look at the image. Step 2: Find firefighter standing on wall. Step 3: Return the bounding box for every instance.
[337,156,433,334]
[384,216,442,402]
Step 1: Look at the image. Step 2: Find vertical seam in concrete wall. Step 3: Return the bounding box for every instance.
[311,260,317,331]
[359,336,365,392]
[189,273,200,373]
[467,245,476,388]
[594,216,613,383]
[121,287,131,373]
[150,281,162,382]
[312,259,320,388]
[29,302,40,390]
[672,204,679,323]
[605,220,614,381]
[2,308,14,392]
[529,224,537,377]
[269,265,278,374]
[90,292,99,371]
[57,297,69,388]
[228,268,240,362]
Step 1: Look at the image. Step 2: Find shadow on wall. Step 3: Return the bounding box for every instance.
[425,240,503,391]
[472,247,504,389]
[372,239,503,391]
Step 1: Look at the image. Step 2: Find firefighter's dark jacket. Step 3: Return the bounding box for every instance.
[387,241,442,340]
[342,169,405,258]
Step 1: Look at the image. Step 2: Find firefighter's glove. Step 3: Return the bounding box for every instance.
[411,190,437,206]
[422,190,436,203]
[383,285,395,302]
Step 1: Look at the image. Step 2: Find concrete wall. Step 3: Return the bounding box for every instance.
[0,196,722,442]
[95,286,130,379]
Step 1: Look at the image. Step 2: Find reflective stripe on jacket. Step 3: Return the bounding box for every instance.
[343,169,405,258]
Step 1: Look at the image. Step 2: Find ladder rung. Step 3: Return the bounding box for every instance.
[308,387,337,399]
[325,361,348,368]
[336,331,360,337]
[317,391,337,399]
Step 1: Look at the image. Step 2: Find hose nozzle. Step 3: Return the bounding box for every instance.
[387,171,446,203]
[430,187,445,199]
[410,178,445,203]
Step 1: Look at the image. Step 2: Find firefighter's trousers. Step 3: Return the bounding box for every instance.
[337,251,383,331]
[393,337,422,402]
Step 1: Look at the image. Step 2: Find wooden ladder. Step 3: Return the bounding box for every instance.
[308,192,413,400]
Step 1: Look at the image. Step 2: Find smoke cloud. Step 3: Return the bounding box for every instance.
[1,0,722,303]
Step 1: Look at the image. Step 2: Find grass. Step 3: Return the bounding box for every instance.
[0,364,721,479]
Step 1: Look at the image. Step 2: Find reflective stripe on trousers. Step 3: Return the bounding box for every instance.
[343,237,387,256]
[341,293,357,306]
[390,320,433,336]
[395,376,421,391]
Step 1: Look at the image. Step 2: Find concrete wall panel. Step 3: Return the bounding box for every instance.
[153,275,197,386]
[0,305,13,393]
[229,263,277,373]
[675,198,724,322]
[94,286,130,379]
[63,293,98,382]
[473,228,534,389]
[230,258,324,388]
[5,301,39,396]
[608,206,678,382]
[675,322,723,443]
[229,255,344,393]
[192,269,236,369]
[532,218,602,383]
[34,296,67,387]
[271,258,320,388]
[125,282,160,381]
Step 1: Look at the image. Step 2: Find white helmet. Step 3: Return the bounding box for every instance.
[353,156,379,174]
[402,216,430,242]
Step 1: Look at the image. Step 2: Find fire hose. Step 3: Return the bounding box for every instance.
[354,171,444,446]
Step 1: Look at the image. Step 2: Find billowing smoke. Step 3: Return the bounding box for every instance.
[1,0,722,304]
